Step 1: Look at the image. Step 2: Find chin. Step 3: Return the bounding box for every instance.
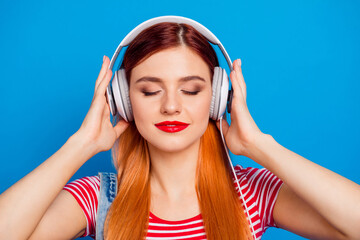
[147,137,200,154]
[144,130,204,154]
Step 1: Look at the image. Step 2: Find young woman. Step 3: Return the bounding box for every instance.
[0,17,359,240]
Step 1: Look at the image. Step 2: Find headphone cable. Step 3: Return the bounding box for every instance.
[219,116,256,240]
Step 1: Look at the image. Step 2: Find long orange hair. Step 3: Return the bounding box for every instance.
[104,22,252,240]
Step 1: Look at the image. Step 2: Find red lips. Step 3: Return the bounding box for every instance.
[155,121,189,133]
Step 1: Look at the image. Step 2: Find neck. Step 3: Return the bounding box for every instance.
[148,139,200,200]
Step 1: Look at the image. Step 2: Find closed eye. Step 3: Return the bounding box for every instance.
[182,90,200,95]
[142,90,161,96]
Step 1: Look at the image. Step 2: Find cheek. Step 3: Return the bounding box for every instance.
[185,91,212,120]
[131,98,151,139]
[187,96,211,138]
[130,93,151,125]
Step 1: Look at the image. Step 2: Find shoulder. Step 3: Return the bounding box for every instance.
[63,175,100,198]
[233,164,284,229]
[63,175,101,238]
[233,164,283,189]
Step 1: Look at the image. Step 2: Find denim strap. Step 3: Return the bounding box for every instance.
[95,172,117,240]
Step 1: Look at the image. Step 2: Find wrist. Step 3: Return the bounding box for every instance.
[68,131,99,161]
[245,133,276,168]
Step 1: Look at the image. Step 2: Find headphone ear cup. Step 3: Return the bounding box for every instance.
[106,85,117,117]
[210,67,220,120]
[217,68,229,120]
[112,68,133,122]
[210,67,229,120]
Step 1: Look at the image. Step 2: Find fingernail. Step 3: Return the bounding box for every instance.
[103,55,105,62]
[237,59,241,67]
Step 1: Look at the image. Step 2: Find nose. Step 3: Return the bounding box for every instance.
[160,91,182,115]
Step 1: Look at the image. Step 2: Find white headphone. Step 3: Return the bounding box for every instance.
[105,15,234,122]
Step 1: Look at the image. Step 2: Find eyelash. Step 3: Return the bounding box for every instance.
[143,91,160,96]
[183,90,200,95]
[142,90,200,96]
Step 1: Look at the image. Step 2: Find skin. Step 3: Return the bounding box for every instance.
[0,46,359,239]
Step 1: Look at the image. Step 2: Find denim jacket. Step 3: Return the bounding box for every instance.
[95,172,118,240]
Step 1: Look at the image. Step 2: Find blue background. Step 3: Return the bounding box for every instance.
[1,0,359,239]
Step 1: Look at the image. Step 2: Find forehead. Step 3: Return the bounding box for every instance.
[129,46,211,84]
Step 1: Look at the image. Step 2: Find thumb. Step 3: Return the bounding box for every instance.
[216,118,230,136]
[113,120,130,138]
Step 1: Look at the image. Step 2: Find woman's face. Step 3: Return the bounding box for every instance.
[129,46,212,153]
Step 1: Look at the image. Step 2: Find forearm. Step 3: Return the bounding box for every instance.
[0,132,97,240]
[247,134,360,239]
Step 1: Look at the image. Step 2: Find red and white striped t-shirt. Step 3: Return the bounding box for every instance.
[63,165,283,239]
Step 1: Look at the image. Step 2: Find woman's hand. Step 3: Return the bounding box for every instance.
[76,55,129,154]
[216,59,264,158]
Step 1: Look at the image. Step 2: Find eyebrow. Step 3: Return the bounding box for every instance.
[135,75,206,84]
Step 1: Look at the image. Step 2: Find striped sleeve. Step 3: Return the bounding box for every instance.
[63,176,100,238]
[239,166,283,230]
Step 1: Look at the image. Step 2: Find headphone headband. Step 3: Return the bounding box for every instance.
[108,15,233,72]
[106,15,234,119]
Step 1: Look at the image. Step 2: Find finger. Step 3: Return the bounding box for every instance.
[234,59,247,100]
[103,99,111,118]
[113,120,130,138]
[95,68,113,98]
[229,63,245,102]
[89,69,113,119]
[95,55,110,93]
[229,69,241,94]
